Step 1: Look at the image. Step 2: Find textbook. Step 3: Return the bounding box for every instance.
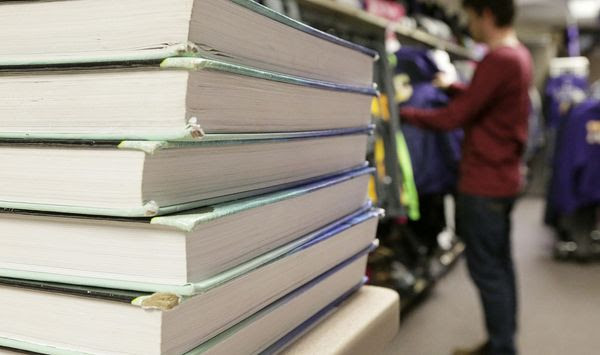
[0,129,369,217]
[188,267,368,355]
[0,168,372,287]
[0,214,378,355]
[0,58,375,141]
[0,0,377,87]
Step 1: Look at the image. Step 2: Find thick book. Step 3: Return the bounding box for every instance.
[0,129,369,217]
[0,0,377,87]
[0,168,372,289]
[0,213,378,355]
[190,274,368,355]
[0,58,375,141]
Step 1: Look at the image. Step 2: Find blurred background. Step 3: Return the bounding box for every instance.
[257,0,600,353]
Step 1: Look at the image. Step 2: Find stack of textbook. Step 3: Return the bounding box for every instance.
[0,0,381,354]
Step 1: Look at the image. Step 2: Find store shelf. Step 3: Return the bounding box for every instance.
[297,0,389,36]
[296,0,477,60]
[399,240,465,313]
[391,22,476,60]
[431,240,465,280]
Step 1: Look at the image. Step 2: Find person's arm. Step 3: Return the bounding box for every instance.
[400,54,513,131]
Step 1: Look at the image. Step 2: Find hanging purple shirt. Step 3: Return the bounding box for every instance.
[548,99,600,217]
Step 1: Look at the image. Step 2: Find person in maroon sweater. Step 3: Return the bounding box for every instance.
[399,1,532,355]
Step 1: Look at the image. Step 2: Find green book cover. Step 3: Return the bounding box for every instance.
[0,208,380,296]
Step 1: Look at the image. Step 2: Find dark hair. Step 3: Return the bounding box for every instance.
[462,0,516,27]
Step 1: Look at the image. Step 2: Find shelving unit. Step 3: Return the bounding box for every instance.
[296,0,477,61]
[297,0,404,216]
[295,0,473,311]
[296,0,476,217]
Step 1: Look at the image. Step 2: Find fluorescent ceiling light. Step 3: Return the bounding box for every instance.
[568,0,600,20]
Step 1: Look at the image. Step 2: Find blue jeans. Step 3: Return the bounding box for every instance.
[456,193,517,355]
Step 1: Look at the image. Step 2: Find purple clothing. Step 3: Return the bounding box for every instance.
[394,47,439,82]
[401,85,458,194]
[395,48,462,194]
[549,99,600,217]
[544,74,588,129]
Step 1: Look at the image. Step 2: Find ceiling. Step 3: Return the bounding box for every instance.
[437,0,600,27]
[517,0,599,27]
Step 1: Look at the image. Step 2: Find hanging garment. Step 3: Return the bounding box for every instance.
[401,112,460,194]
[394,47,462,196]
[544,74,589,130]
[393,47,462,257]
[543,75,589,214]
[395,131,420,221]
[370,94,419,219]
[547,98,600,222]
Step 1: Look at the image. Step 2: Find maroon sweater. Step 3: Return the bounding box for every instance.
[400,45,532,197]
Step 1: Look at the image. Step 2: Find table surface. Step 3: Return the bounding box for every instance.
[281,285,400,355]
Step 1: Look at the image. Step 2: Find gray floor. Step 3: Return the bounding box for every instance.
[384,197,600,355]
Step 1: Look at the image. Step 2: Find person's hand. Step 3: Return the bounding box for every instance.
[433,72,454,90]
